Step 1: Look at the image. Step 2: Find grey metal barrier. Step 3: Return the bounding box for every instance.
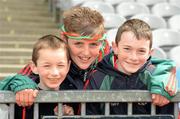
[0,90,179,119]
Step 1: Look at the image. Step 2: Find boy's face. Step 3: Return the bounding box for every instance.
[67,39,102,70]
[31,48,70,90]
[112,31,152,75]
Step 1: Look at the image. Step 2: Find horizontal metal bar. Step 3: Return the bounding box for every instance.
[0,90,180,103]
[42,115,174,119]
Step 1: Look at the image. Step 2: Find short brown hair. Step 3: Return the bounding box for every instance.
[32,35,70,65]
[63,7,104,37]
[115,19,152,48]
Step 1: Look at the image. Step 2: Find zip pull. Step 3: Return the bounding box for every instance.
[83,72,87,82]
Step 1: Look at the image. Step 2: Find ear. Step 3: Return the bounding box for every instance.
[112,41,118,55]
[149,48,154,56]
[29,61,38,74]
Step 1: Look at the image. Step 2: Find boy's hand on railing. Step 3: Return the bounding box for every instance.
[15,89,38,107]
[151,94,170,107]
[54,104,74,116]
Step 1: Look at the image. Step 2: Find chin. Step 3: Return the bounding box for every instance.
[128,70,138,74]
[125,68,138,74]
[49,85,59,90]
[79,64,91,70]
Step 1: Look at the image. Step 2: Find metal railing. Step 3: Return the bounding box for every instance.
[0,90,179,119]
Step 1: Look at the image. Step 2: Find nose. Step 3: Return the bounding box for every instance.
[83,45,90,56]
[130,51,138,60]
[50,67,59,76]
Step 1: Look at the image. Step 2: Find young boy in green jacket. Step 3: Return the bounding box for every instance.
[86,19,177,115]
[0,35,73,119]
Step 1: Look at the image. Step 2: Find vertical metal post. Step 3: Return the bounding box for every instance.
[9,104,14,119]
[151,104,156,115]
[58,103,63,118]
[81,103,86,116]
[174,103,179,119]
[105,102,110,116]
[128,103,132,115]
[34,103,39,119]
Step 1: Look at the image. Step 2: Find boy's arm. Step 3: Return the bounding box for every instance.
[0,74,38,107]
[0,74,37,93]
[144,57,177,100]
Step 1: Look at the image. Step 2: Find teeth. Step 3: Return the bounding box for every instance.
[80,57,89,61]
[49,79,58,81]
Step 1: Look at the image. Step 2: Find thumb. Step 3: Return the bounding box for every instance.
[33,89,38,98]
[151,94,155,100]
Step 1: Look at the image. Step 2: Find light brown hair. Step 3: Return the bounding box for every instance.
[115,19,152,48]
[32,35,70,65]
[63,7,104,37]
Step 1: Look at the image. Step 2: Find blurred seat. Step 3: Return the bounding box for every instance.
[131,14,167,30]
[81,1,115,14]
[106,28,118,46]
[169,0,180,7]
[151,2,180,20]
[102,13,126,29]
[169,45,180,68]
[152,29,180,52]
[104,0,135,6]
[116,2,150,19]
[168,15,180,31]
[56,0,104,10]
[152,47,167,59]
[136,0,167,8]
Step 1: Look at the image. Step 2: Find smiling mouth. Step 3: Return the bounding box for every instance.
[79,56,91,62]
[125,61,139,65]
[49,78,59,81]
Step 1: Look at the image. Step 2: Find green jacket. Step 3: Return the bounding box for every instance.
[0,74,37,93]
[87,52,177,100]
[143,57,177,100]
[86,53,176,115]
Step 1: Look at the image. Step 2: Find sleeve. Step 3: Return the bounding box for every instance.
[147,57,177,100]
[0,74,38,93]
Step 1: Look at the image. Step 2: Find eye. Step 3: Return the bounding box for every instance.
[123,47,130,51]
[58,64,65,67]
[91,43,98,46]
[74,42,83,47]
[74,42,82,45]
[43,65,50,68]
[138,50,146,54]
[90,42,100,48]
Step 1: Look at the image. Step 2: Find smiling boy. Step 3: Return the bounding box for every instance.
[86,19,176,115]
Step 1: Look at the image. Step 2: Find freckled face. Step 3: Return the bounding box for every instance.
[113,31,152,75]
[32,48,70,90]
[67,39,102,69]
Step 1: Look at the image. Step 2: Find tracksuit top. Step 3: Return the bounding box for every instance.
[86,52,176,115]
